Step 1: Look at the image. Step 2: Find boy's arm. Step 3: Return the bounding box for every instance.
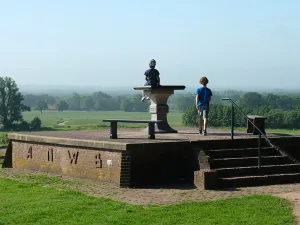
[195,94,199,110]
[208,90,212,102]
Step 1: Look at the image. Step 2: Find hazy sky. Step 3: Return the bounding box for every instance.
[0,0,299,90]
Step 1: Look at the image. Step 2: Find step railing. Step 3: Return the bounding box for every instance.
[222,97,300,168]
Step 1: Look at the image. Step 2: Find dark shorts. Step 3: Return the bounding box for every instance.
[144,81,159,88]
[198,105,209,119]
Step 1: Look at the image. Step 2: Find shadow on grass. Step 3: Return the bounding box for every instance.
[134,183,197,190]
[178,132,248,137]
[116,137,183,141]
[268,133,294,137]
[216,187,241,192]
[133,184,242,191]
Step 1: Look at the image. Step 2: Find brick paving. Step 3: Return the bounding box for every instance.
[18,127,295,144]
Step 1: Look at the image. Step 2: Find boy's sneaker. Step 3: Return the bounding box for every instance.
[199,129,202,134]
[141,97,146,102]
[203,130,207,136]
[146,97,150,100]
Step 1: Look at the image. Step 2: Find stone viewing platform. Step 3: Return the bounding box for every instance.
[134,85,186,133]
[8,128,283,144]
[6,128,300,190]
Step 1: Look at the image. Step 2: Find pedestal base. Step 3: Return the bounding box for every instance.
[134,85,186,134]
[144,121,178,133]
[154,121,178,133]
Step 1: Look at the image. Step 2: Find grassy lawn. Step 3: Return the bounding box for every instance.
[0,177,295,225]
[22,110,183,130]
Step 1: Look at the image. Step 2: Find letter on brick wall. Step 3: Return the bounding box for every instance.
[27,146,33,159]
[95,153,102,168]
[68,151,79,164]
[48,148,54,162]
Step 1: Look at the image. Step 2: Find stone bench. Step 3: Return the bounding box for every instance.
[102,119,162,139]
[246,115,267,135]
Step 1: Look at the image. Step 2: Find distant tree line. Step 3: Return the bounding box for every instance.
[23,92,150,112]
[182,91,300,130]
[20,86,300,130]
[172,91,300,112]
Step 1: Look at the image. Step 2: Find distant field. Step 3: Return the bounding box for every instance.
[22,110,184,129]
[21,110,300,134]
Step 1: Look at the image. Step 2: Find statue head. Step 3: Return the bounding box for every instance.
[149,59,156,68]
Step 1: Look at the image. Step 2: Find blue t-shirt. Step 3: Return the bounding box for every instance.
[196,87,212,108]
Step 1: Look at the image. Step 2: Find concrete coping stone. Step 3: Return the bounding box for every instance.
[8,133,192,151]
[8,133,128,151]
[247,115,267,119]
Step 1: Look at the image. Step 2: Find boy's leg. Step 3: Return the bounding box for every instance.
[203,118,208,135]
[198,108,203,133]
[141,90,146,102]
[203,108,209,135]
[198,118,203,133]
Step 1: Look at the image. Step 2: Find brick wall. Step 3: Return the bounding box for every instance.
[12,141,122,184]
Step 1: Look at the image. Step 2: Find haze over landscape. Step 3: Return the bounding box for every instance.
[1,0,299,93]
[2,2,300,223]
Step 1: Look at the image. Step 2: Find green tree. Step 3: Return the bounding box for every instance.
[266,109,285,129]
[120,98,134,112]
[36,100,48,113]
[238,92,265,108]
[92,91,113,110]
[22,94,56,107]
[114,96,126,110]
[284,110,300,129]
[172,94,194,112]
[279,95,294,110]
[67,92,81,110]
[56,100,69,111]
[80,96,94,110]
[0,77,30,129]
[208,104,231,127]
[131,94,148,112]
[30,117,42,130]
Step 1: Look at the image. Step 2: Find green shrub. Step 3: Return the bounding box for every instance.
[30,117,42,130]
[0,133,9,145]
[18,121,30,130]
[182,106,198,127]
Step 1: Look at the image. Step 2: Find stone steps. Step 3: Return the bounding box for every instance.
[209,155,291,169]
[218,173,300,188]
[216,164,300,178]
[204,147,279,158]
[202,145,300,188]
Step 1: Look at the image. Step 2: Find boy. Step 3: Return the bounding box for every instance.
[141,59,161,102]
[195,76,212,135]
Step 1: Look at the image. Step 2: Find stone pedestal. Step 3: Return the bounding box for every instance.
[246,115,267,135]
[134,85,186,133]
